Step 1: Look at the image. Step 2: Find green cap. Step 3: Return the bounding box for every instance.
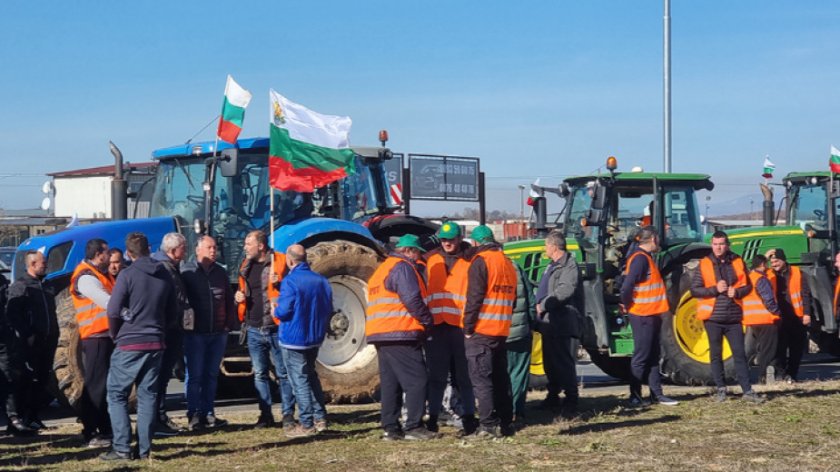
[437,222,462,239]
[470,225,495,244]
[396,234,425,252]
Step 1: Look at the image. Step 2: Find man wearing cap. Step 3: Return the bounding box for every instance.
[423,222,476,434]
[766,248,811,384]
[463,225,517,438]
[366,234,435,441]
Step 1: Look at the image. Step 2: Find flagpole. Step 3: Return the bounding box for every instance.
[270,185,275,274]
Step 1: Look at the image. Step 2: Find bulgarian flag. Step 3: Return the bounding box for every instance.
[831,145,840,174]
[268,89,355,192]
[762,156,775,179]
[217,75,252,144]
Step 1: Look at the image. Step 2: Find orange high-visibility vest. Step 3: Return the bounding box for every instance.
[366,257,427,337]
[741,270,780,326]
[70,261,114,339]
[237,251,286,324]
[833,278,840,320]
[695,255,747,321]
[625,251,669,316]
[472,250,517,337]
[426,252,470,327]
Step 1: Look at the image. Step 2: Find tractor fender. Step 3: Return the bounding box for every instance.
[273,217,384,254]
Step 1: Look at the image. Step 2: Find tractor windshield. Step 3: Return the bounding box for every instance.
[566,184,598,245]
[790,183,830,230]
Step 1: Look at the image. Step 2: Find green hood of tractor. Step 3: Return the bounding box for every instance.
[713,225,810,265]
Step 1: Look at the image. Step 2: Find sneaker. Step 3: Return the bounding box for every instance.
[27,418,47,430]
[404,427,437,440]
[285,424,316,438]
[712,388,727,403]
[382,430,404,441]
[6,417,35,437]
[538,396,561,410]
[500,423,516,437]
[87,435,112,449]
[205,414,228,428]
[653,395,680,407]
[467,425,502,440]
[742,391,766,404]
[314,419,328,433]
[99,450,133,461]
[255,415,276,429]
[628,395,650,408]
[188,415,204,432]
[154,418,181,437]
[425,414,439,433]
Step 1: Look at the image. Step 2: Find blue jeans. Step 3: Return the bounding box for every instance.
[183,332,227,418]
[247,327,295,418]
[282,347,326,428]
[107,349,162,457]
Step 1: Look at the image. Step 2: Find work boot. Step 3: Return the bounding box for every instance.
[6,417,35,437]
[461,414,478,435]
[538,395,561,410]
[285,424,316,438]
[254,414,276,429]
[282,414,297,432]
[154,415,181,437]
[188,415,204,432]
[425,414,439,433]
[314,419,328,433]
[742,391,766,404]
[628,394,650,408]
[712,388,727,403]
[205,413,228,428]
[99,450,133,461]
[381,429,404,441]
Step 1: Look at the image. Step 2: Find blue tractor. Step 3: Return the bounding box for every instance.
[14,136,438,407]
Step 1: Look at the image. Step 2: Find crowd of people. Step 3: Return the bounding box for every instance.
[0,224,824,460]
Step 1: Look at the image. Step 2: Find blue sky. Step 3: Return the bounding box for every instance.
[2,1,839,216]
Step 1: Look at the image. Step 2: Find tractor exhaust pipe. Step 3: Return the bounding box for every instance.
[760,183,774,226]
[109,141,128,221]
[534,196,548,237]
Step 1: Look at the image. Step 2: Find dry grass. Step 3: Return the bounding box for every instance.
[2,380,840,471]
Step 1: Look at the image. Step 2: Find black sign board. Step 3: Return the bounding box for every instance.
[408,154,480,201]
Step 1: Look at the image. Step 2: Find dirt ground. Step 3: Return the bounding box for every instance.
[2,380,839,471]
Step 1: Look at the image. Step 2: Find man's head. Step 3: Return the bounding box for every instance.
[108,248,124,277]
[544,230,567,262]
[161,232,188,263]
[25,250,46,279]
[437,222,462,255]
[85,238,109,271]
[769,248,788,272]
[125,232,150,260]
[635,226,660,253]
[470,225,495,246]
[751,254,768,272]
[710,231,730,258]
[244,230,268,261]
[286,244,307,270]
[196,235,218,265]
[835,252,840,272]
[395,234,425,262]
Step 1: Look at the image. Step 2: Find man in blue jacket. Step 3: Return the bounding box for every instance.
[274,244,332,438]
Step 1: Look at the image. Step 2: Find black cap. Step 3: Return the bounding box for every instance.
[773,248,787,262]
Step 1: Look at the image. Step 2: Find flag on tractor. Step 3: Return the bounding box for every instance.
[831,145,840,174]
[268,89,355,192]
[526,178,541,206]
[217,75,252,144]
[762,156,775,179]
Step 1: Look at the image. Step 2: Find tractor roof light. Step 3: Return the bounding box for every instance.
[810,176,819,185]
[379,129,389,147]
[606,156,618,172]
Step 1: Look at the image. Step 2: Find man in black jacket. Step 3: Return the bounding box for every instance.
[0,273,34,436]
[6,250,57,430]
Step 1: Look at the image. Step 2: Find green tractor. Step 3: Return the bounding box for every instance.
[505,158,728,384]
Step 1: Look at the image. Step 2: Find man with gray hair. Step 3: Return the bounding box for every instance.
[151,232,192,435]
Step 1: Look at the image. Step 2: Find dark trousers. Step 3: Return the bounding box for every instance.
[506,337,531,418]
[0,338,20,420]
[19,337,57,422]
[629,314,663,398]
[539,326,578,401]
[376,343,427,432]
[465,335,512,428]
[775,316,807,380]
[426,323,475,418]
[157,330,183,420]
[745,323,778,381]
[704,321,751,392]
[80,337,114,437]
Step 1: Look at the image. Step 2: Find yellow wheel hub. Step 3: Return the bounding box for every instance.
[674,291,732,363]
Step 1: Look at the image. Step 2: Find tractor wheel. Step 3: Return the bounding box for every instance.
[586,348,632,381]
[660,272,736,385]
[307,240,382,403]
[52,287,84,409]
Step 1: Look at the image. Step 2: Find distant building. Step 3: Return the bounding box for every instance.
[48,162,157,219]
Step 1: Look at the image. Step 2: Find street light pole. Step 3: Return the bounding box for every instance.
[518,185,526,222]
[663,0,672,173]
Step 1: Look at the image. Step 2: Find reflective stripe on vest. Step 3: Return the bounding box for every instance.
[695,256,747,321]
[70,261,115,339]
[741,271,779,326]
[426,252,470,327]
[625,251,669,316]
[237,251,286,325]
[473,250,517,337]
[834,278,840,320]
[365,257,427,337]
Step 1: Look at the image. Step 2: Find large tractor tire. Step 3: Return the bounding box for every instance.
[308,240,382,403]
[586,348,632,381]
[52,287,84,408]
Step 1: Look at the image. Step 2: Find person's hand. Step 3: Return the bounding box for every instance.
[716,280,728,293]
[803,315,811,326]
[727,286,736,298]
[618,303,627,315]
[765,249,776,259]
[234,291,245,304]
[536,304,544,315]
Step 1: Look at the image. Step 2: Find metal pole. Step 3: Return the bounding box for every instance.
[518,185,525,221]
[663,0,672,173]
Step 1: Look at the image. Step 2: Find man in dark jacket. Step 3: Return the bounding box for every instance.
[0,273,33,436]
[766,248,812,383]
[274,244,332,438]
[181,235,235,431]
[102,232,178,461]
[6,250,57,430]
[691,231,762,403]
[151,232,191,435]
[366,234,435,441]
[535,230,581,418]
[507,262,536,423]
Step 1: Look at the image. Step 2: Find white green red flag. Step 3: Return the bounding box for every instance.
[762,156,775,179]
[268,89,355,192]
[831,145,840,174]
[217,75,252,144]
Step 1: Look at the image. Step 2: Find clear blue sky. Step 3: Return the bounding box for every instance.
[2,1,839,216]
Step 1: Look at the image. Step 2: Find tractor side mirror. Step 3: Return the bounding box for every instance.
[219,148,239,178]
[586,184,608,225]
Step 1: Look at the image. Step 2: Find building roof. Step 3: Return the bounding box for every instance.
[48,161,156,178]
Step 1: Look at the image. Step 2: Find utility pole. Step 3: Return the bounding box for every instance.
[663,0,672,173]
[518,184,526,221]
